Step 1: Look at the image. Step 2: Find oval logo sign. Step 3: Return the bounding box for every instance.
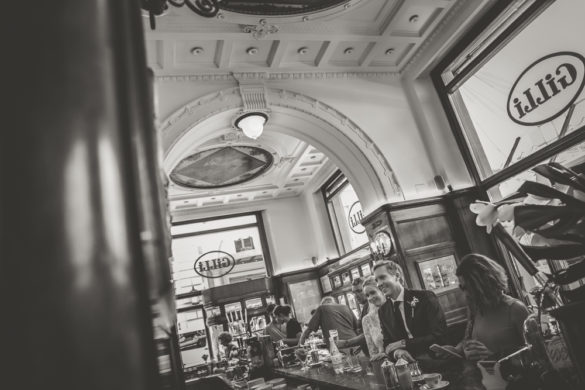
[194,250,236,279]
[348,201,365,234]
[507,52,585,126]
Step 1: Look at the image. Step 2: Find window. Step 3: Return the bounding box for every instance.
[171,212,272,292]
[434,0,585,308]
[322,171,368,254]
[434,0,585,183]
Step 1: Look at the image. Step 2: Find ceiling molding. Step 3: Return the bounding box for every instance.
[160,86,404,208]
[400,0,489,78]
[155,71,400,83]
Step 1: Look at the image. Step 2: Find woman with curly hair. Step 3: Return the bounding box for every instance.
[217,331,239,360]
[435,254,530,361]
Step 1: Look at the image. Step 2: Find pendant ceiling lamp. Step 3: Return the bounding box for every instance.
[235,112,268,140]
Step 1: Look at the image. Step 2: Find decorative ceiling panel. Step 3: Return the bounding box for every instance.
[219,0,351,16]
[170,146,273,189]
[389,5,444,38]
[174,40,218,68]
[369,41,415,67]
[230,40,275,67]
[145,0,470,74]
[329,41,372,67]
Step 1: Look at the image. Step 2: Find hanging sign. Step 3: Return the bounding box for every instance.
[348,201,365,234]
[194,250,236,278]
[507,51,585,126]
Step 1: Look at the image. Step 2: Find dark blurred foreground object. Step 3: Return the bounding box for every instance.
[185,374,233,390]
[484,162,585,388]
[2,1,172,390]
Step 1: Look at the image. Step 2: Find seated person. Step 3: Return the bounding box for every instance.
[374,260,448,362]
[217,332,239,360]
[273,305,303,346]
[338,276,386,361]
[435,254,530,361]
[264,303,287,342]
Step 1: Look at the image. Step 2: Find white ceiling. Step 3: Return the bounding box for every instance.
[168,129,331,212]
[145,0,468,212]
[144,0,459,75]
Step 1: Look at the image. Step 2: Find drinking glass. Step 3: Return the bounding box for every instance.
[295,348,310,371]
[409,361,422,378]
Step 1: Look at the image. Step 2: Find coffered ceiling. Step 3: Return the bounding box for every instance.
[146,0,472,213]
[144,0,460,75]
[168,129,332,213]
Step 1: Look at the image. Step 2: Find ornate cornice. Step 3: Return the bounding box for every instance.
[155,71,400,83]
[401,0,470,77]
[160,87,404,200]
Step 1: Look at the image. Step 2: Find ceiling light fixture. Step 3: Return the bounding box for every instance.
[235,112,268,140]
[141,0,222,30]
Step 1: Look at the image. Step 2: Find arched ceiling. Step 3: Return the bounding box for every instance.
[167,117,331,213]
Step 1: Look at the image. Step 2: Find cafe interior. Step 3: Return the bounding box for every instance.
[4,1,585,390]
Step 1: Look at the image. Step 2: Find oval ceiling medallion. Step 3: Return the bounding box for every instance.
[220,0,350,16]
[170,146,273,189]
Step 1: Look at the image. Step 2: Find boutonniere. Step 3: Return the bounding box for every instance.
[408,297,419,317]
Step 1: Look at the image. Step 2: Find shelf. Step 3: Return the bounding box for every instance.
[177,304,203,313]
[176,290,202,300]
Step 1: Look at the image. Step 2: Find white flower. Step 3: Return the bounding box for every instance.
[409,297,419,317]
[469,201,498,233]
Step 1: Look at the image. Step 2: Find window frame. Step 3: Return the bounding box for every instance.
[171,211,274,280]
[431,0,585,191]
[321,170,368,256]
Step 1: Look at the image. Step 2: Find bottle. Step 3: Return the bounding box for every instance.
[394,358,413,390]
[381,359,400,390]
[329,336,344,374]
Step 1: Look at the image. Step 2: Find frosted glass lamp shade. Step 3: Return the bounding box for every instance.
[235,112,268,140]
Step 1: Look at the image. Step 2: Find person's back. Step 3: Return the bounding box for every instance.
[470,294,529,358]
[307,303,358,344]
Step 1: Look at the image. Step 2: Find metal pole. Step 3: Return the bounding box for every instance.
[2,1,159,389]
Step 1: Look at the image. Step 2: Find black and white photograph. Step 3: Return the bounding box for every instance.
[5,1,585,390]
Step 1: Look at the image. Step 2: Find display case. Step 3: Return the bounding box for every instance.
[203,293,275,360]
[324,246,372,319]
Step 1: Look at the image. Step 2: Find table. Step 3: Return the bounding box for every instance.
[273,359,486,390]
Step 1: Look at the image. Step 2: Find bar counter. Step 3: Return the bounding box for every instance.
[274,358,486,390]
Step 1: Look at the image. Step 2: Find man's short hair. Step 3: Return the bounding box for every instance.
[273,305,292,317]
[266,303,276,315]
[362,276,377,289]
[321,296,335,305]
[351,277,364,287]
[372,260,405,285]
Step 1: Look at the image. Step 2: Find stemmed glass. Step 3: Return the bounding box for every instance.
[295,348,311,371]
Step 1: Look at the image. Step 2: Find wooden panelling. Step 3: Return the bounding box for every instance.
[396,215,453,250]
[202,277,273,305]
[273,269,321,305]
[386,199,468,327]
[445,189,498,258]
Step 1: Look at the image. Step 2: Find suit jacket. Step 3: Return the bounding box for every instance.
[378,289,447,356]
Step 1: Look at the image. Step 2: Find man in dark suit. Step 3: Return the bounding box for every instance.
[373,260,447,362]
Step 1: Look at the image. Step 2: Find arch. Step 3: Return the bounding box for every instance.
[160,87,403,214]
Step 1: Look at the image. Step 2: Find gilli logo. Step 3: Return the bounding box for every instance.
[348,201,365,234]
[507,52,585,126]
[194,251,236,278]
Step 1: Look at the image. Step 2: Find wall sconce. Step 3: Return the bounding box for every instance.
[234,112,268,140]
[369,231,393,261]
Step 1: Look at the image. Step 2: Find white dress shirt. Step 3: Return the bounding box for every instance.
[391,287,413,339]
